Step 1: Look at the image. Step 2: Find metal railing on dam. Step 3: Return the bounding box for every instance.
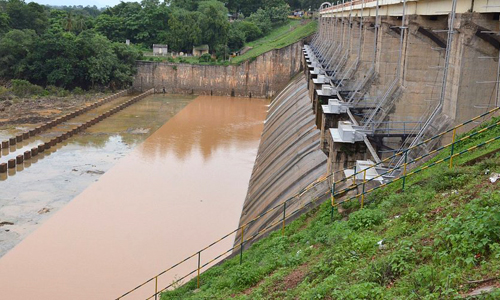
[116,105,500,300]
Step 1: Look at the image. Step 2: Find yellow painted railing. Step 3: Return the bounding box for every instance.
[117,106,500,300]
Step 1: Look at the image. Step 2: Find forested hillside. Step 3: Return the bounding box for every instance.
[0,0,314,92]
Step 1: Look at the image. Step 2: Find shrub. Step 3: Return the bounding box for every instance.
[45,85,69,97]
[72,87,84,95]
[330,282,385,299]
[0,86,9,100]
[198,53,211,63]
[435,194,500,265]
[10,79,43,97]
[348,208,384,230]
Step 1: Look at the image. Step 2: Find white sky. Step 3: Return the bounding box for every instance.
[29,0,138,8]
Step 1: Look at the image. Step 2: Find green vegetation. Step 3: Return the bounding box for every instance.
[144,20,316,65]
[0,79,90,99]
[0,0,315,90]
[161,116,500,299]
[231,19,316,64]
[0,0,142,90]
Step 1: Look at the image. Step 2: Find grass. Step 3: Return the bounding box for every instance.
[142,20,317,66]
[160,115,500,299]
[230,19,317,65]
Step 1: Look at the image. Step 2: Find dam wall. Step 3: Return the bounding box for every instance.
[235,75,329,245]
[322,4,500,129]
[133,41,304,99]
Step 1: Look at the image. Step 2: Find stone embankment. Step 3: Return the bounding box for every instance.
[0,89,153,173]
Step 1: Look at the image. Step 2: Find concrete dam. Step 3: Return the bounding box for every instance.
[235,0,500,248]
[236,76,329,245]
[3,0,500,298]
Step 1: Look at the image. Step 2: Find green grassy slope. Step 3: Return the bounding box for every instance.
[161,116,500,299]
[230,19,317,65]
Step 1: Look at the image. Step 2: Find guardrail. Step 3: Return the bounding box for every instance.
[117,105,500,300]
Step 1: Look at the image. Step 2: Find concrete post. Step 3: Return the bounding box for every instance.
[8,159,15,169]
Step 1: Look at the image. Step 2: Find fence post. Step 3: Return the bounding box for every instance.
[449,128,457,169]
[239,225,245,265]
[197,251,201,289]
[331,182,336,222]
[352,165,357,186]
[402,150,408,191]
[155,276,158,300]
[361,169,367,209]
[281,202,287,236]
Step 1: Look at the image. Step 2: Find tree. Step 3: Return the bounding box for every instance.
[0,12,10,35]
[169,0,201,11]
[247,8,272,35]
[225,0,262,17]
[235,20,262,42]
[95,14,126,42]
[25,31,80,88]
[62,11,74,32]
[228,23,245,51]
[5,0,48,34]
[164,8,201,52]
[263,0,287,9]
[267,3,290,25]
[110,42,143,88]
[0,29,37,79]
[197,0,230,52]
[84,34,118,87]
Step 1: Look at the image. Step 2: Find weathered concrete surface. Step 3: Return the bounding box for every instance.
[315,12,500,159]
[235,74,328,246]
[133,41,305,99]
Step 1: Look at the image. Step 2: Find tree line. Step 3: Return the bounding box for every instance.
[0,0,317,90]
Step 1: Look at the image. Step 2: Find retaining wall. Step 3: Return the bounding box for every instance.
[133,41,305,99]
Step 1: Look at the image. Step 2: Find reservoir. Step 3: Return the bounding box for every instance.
[0,95,267,299]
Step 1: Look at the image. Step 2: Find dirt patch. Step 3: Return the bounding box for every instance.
[266,264,309,297]
[0,93,107,127]
[0,221,14,227]
[281,264,308,290]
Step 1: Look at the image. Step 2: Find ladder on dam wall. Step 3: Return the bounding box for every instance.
[115,103,500,300]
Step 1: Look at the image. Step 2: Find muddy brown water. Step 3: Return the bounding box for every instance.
[0,94,195,257]
[0,95,267,299]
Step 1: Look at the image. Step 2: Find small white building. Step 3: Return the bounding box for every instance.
[153,44,168,56]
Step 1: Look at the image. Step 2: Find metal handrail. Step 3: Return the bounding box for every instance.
[116,105,500,300]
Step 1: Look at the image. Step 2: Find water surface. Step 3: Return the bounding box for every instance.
[0,94,194,257]
[0,95,267,299]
